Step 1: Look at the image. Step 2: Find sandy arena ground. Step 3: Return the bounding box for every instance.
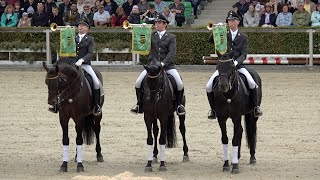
[0,66,319,180]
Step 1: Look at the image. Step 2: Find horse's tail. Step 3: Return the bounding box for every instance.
[245,113,257,151]
[166,114,177,148]
[82,114,95,145]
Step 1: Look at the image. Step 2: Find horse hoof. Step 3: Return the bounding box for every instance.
[77,163,84,172]
[153,157,158,163]
[97,156,104,162]
[144,166,153,172]
[250,157,256,164]
[223,161,230,172]
[159,165,167,171]
[60,161,68,172]
[231,164,240,174]
[183,155,190,162]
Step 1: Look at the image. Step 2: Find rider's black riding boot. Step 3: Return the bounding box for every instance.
[251,88,263,117]
[93,89,101,115]
[176,89,186,115]
[130,88,143,114]
[207,92,216,119]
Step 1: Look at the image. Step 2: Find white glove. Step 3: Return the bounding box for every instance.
[234,60,238,66]
[161,62,165,67]
[75,59,84,66]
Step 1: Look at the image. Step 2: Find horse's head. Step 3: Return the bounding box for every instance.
[43,60,77,107]
[144,58,162,79]
[216,55,237,93]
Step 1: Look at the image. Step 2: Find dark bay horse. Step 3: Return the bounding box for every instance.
[142,59,189,172]
[211,58,261,174]
[43,59,104,172]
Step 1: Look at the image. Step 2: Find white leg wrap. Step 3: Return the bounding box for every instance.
[232,146,239,164]
[223,144,229,161]
[147,145,153,161]
[63,145,69,162]
[76,145,83,163]
[159,145,165,161]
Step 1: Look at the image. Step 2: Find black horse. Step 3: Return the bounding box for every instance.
[142,59,189,172]
[210,58,261,174]
[43,59,104,172]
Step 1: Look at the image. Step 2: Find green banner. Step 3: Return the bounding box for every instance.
[212,25,228,55]
[60,28,76,57]
[132,26,151,55]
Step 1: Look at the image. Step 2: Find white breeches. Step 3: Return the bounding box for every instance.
[82,64,100,89]
[206,68,257,93]
[135,69,184,91]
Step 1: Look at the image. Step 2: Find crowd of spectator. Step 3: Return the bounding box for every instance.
[0,0,202,28]
[233,0,320,27]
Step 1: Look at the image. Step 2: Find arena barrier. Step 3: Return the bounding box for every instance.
[203,54,320,65]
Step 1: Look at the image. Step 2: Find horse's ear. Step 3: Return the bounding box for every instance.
[43,62,49,72]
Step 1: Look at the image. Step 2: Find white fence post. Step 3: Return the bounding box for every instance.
[307,29,315,67]
[45,29,51,64]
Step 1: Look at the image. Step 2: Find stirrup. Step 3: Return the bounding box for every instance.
[93,105,101,116]
[254,106,263,117]
[130,105,140,114]
[208,109,216,119]
[177,105,186,116]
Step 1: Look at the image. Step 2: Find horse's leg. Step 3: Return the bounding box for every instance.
[152,118,159,162]
[94,115,104,162]
[60,113,69,172]
[245,113,257,164]
[179,114,189,162]
[144,114,153,172]
[158,114,168,171]
[218,117,230,172]
[75,122,84,172]
[231,116,243,174]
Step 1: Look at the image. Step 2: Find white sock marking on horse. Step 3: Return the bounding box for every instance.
[232,146,239,164]
[223,144,229,161]
[76,145,83,163]
[160,145,165,161]
[63,145,69,162]
[147,145,153,161]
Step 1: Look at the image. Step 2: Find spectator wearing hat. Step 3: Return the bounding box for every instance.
[23,0,37,18]
[304,0,316,14]
[75,17,102,115]
[276,4,292,26]
[128,4,140,24]
[80,3,94,27]
[93,3,111,26]
[111,7,127,27]
[14,2,23,19]
[131,14,186,116]
[49,5,63,26]
[311,3,320,26]
[64,2,80,26]
[243,4,260,27]
[31,2,49,26]
[259,3,277,27]
[137,0,150,15]
[103,0,118,16]
[169,0,185,27]
[162,6,175,27]
[17,11,31,26]
[122,0,136,16]
[292,2,311,26]
[1,4,18,26]
[141,4,157,24]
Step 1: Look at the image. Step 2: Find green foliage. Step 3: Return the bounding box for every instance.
[1,28,320,64]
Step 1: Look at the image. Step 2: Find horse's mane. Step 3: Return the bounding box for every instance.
[55,58,79,76]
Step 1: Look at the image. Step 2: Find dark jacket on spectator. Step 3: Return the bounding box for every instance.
[103,0,118,16]
[0,5,6,17]
[128,12,140,24]
[80,12,94,27]
[259,13,277,27]
[122,1,136,16]
[235,1,249,17]
[58,2,71,16]
[23,2,37,17]
[31,11,49,26]
[45,2,56,13]
[49,12,63,26]
[111,14,127,27]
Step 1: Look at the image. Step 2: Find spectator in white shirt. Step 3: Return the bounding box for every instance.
[93,3,111,26]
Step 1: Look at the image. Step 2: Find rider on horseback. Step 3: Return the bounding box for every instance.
[131,14,186,116]
[206,10,263,119]
[75,17,101,115]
